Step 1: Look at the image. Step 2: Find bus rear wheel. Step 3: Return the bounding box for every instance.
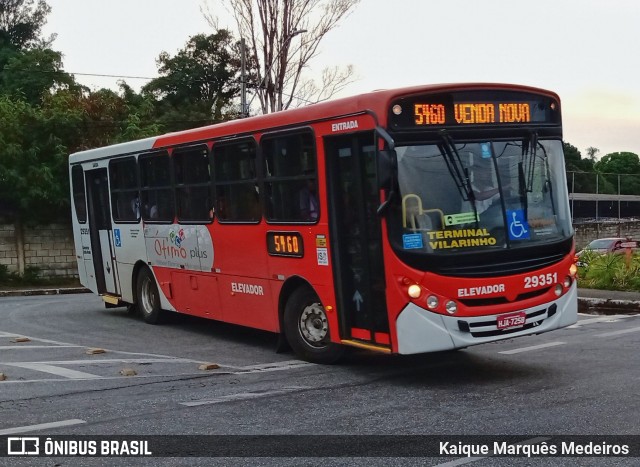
[136,267,164,324]
[284,287,344,364]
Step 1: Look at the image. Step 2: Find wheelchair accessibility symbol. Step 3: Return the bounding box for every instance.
[114,228,122,247]
[507,209,530,240]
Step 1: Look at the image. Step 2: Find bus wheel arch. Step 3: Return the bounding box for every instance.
[280,279,345,364]
[127,261,147,315]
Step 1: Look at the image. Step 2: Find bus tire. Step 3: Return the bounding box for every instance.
[284,287,344,364]
[136,267,163,324]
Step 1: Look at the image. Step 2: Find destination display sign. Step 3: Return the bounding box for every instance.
[389,90,560,129]
[267,231,304,258]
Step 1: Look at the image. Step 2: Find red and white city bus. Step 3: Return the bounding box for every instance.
[69,83,578,363]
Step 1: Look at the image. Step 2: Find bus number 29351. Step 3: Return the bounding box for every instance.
[524,272,558,289]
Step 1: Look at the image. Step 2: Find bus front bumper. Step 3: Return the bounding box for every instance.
[395,283,578,354]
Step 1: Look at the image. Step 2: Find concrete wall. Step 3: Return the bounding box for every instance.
[0,223,77,278]
[0,224,19,271]
[573,220,640,250]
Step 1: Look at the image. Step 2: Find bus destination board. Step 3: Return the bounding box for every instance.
[389,90,560,129]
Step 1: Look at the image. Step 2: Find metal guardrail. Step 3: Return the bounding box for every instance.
[567,171,640,222]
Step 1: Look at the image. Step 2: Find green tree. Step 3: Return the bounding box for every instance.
[0,1,66,105]
[0,96,68,223]
[595,151,640,195]
[142,31,241,132]
[563,142,596,193]
[114,82,163,143]
[1,47,78,104]
[585,146,600,161]
[43,85,162,153]
[0,85,162,224]
[0,0,53,50]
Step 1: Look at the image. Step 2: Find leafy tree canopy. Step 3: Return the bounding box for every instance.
[563,142,594,173]
[1,47,78,104]
[0,0,54,50]
[142,31,241,131]
[595,151,640,174]
[594,151,640,195]
[0,95,68,222]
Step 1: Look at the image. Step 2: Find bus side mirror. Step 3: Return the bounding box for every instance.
[377,149,397,190]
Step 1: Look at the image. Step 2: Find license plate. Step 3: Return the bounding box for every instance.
[497,312,527,330]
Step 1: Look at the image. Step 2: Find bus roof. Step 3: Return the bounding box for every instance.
[68,82,560,164]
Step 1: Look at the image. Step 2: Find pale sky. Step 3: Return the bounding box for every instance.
[44,0,640,158]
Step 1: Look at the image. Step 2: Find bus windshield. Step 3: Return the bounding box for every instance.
[389,139,573,256]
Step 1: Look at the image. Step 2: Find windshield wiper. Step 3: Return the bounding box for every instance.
[522,130,538,192]
[540,144,557,216]
[438,130,474,202]
[517,161,528,218]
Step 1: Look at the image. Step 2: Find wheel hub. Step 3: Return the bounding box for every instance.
[141,277,155,314]
[299,303,328,344]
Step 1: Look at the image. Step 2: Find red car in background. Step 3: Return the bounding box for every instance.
[575,237,638,266]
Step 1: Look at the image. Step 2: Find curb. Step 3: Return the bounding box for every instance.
[578,297,640,315]
[0,287,90,298]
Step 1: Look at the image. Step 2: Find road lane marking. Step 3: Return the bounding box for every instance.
[0,419,86,435]
[595,326,640,338]
[498,342,565,355]
[432,437,551,466]
[225,360,314,373]
[568,316,629,328]
[0,332,79,346]
[0,345,82,350]
[224,359,312,370]
[0,373,229,384]
[0,330,314,380]
[0,329,219,361]
[0,358,201,365]
[5,363,102,379]
[181,386,309,407]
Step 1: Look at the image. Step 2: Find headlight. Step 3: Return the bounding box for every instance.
[445,300,457,314]
[408,284,421,299]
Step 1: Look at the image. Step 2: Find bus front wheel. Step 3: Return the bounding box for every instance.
[136,268,164,324]
[284,287,344,364]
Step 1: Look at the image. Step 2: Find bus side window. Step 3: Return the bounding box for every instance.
[109,157,139,223]
[71,165,87,223]
[262,130,317,223]
[173,145,211,223]
[139,151,174,223]
[212,139,260,223]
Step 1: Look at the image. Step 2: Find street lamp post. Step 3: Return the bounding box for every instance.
[241,29,306,117]
[240,37,248,118]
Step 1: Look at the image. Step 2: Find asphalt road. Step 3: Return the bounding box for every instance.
[1,294,639,466]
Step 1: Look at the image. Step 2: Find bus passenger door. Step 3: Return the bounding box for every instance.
[325,132,389,344]
[85,169,118,296]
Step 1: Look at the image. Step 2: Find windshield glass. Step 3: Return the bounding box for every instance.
[388,139,573,256]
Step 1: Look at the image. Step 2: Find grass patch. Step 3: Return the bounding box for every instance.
[577,252,640,291]
[0,265,80,290]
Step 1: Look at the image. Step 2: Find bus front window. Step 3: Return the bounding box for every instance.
[388,139,573,260]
